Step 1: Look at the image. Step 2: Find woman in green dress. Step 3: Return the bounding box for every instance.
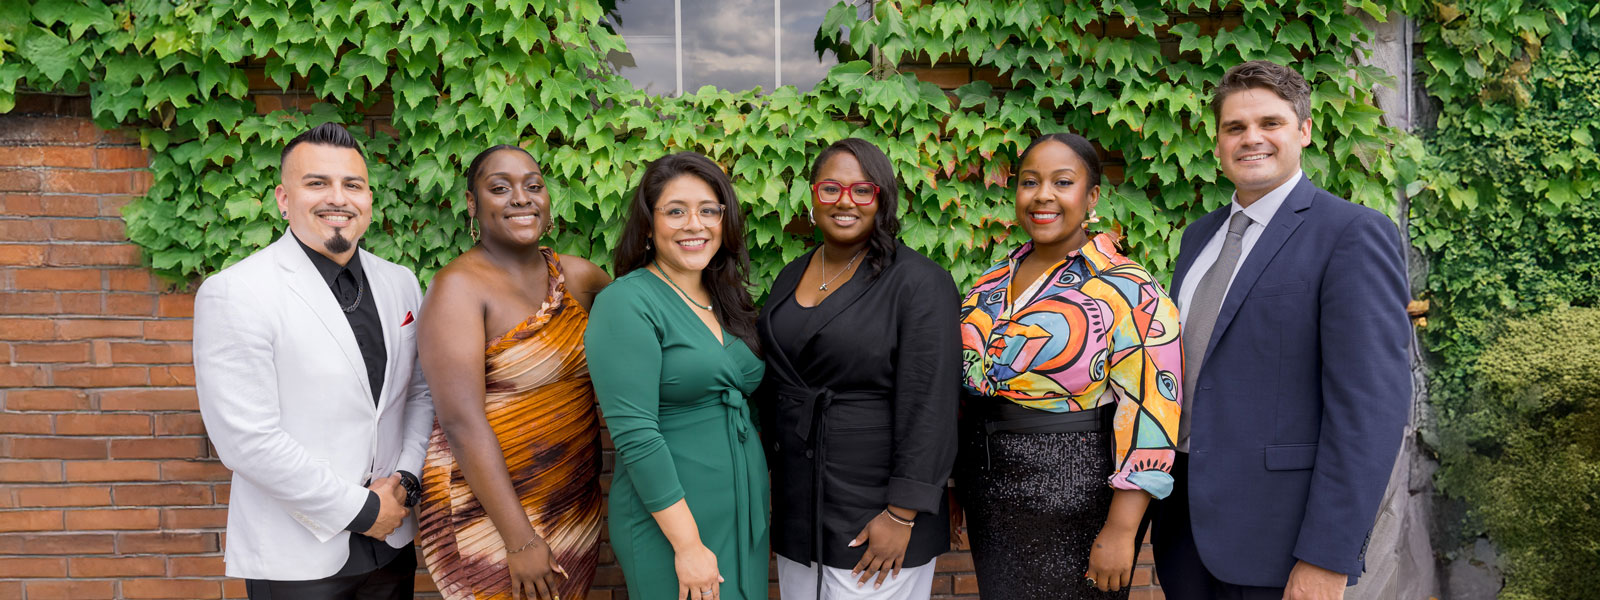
[584,152,767,600]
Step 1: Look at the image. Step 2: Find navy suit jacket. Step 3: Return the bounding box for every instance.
[1168,175,1411,586]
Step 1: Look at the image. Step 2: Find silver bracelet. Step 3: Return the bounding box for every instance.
[506,536,540,554]
[883,509,915,527]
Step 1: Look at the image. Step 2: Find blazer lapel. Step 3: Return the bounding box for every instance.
[1201,176,1315,365]
[795,248,885,358]
[367,250,399,413]
[759,252,809,387]
[275,234,375,407]
[1172,208,1227,299]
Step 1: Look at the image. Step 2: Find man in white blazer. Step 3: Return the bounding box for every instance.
[194,123,434,599]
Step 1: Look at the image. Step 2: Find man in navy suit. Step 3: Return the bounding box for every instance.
[1151,61,1412,599]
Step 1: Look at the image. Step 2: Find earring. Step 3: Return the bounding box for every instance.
[280,210,287,218]
[469,219,479,242]
[807,206,815,226]
[1086,209,1101,225]
[645,238,652,251]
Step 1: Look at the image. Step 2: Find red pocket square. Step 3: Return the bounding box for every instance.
[401,311,414,326]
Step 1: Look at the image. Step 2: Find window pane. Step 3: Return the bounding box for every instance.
[605,1,680,95]
[682,0,776,93]
[780,0,841,91]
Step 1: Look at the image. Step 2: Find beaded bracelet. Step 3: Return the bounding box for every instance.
[883,509,915,527]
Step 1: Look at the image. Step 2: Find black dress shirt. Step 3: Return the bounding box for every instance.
[291,234,412,577]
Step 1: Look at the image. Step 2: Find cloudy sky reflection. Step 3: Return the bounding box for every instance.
[607,0,838,95]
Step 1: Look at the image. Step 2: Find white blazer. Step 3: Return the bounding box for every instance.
[194,232,434,580]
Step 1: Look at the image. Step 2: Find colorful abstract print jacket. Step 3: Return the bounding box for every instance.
[959,234,1183,498]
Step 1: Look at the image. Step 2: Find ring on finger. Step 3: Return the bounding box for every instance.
[1085,576,1097,587]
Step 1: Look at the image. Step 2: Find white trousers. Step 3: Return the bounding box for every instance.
[776,555,937,600]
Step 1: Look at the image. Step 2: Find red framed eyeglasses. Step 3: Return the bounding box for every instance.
[812,180,879,205]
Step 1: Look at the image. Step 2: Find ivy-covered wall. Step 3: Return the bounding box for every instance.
[0,0,1411,290]
[1405,0,1600,597]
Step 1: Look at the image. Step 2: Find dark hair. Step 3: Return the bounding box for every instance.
[614,152,761,354]
[1017,132,1102,190]
[464,144,537,198]
[808,138,901,279]
[280,122,365,171]
[1211,60,1312,124]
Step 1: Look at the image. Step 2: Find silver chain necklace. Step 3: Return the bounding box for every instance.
[817,247,866,291]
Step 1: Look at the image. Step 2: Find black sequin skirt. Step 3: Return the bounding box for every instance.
[955,423,1135,599]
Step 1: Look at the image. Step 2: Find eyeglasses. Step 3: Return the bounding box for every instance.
[654,205,725,229]
[812,181,879,205]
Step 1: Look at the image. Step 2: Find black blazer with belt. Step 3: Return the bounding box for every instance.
[755,242,961,570]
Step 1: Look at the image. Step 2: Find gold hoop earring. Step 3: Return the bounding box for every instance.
[469,218,479,241]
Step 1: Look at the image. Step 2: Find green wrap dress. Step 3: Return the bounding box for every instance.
[584,270,769,600]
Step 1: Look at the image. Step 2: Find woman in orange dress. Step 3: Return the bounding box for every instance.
[417,145,612,600]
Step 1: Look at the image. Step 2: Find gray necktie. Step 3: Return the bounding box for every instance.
[1177,211,1253,452]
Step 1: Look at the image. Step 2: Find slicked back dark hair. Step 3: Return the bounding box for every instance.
[613,152,761,354]
[280,122,365,172]
[808,138,901,280]
[1211,60,1312,124]
[1017,132,1102,190]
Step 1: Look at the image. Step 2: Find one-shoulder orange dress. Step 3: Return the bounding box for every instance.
[419,249,602,600]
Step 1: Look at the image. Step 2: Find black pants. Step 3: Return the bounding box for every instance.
[245,543,416,600]
[1151,453,1282,600]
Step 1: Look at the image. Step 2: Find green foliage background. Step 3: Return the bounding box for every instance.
[1404,0,1600,597]
[0,0,1410,291]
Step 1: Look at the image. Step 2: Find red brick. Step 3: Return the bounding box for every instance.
[155,413,206,436]
[0,461,62,482]
[110,341,191,364]
[69,556,165,577]
[113,483,213,506]
[0,511,63,532]
[38,196,103,217]
[123,578,223,599]
[40,169,134,195]
[0,291,58,313]
[108,269,158,292]
[98,194,137,217]
[0,244,46,266]
[104,292,157,316]
[64,460,159,481]
[57,291,102,314]
[0,581,18,600]
[48,217,125,241]
[12,342,91,363]
[0,117,93,144]
[159,460,230,481]
[223,578,247,599]
[157,294,195,317]
[214,483,230,503]
[0,147,97,168]
[96,147,150,169]
[14,485,112,507]
[907,66,972,89]
[50,365,147,387]
[1130,587,1165,600]
[63,508,160,531]
[0,557,67,578]
[142,320,193,341]
[0,318,55,340]
[148,365,194,386]
[0,218,50,241]
[115,531,219,554]
[4,389,92,411]
[168,555,225,577]
[55,318,142,339]
[161,507,227,529]
[109,437,207,460]
[22,580,117,599]
[45,243,142,267]
[131,169,153,194]
[0,413,53,434]
[9,437,108,459]
[97,388,197,411]
[0,533,113,554]
[0,169,43,193]
[0,365,48,387]
[10,268,100,291]
[953,573,980,594]
[1133,565,1154,586]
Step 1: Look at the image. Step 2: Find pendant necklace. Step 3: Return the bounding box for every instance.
[817,246,866,291]
[653,260,712,311]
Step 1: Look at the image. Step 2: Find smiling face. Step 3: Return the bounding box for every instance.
[651,174,724,276]
[811,151,881,248]
[1015,140,1099,251]
[275,143,372,263]
[1215,87,1312,205]
[468,149,550,249]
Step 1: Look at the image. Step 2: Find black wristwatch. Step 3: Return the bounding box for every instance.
[397,471,422,508]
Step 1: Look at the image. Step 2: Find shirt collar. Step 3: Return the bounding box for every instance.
[1229,170,1301,227]
[1008,233,1118,272]
[291,230,363,287]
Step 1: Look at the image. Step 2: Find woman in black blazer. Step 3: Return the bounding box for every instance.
[756,138,961,599]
